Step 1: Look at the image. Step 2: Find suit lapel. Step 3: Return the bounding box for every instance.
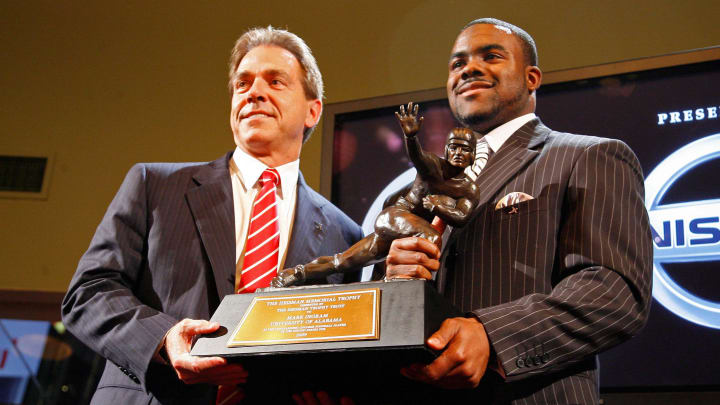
[186,152,236,299]
[284,172,326,267]
[474,119,549,208]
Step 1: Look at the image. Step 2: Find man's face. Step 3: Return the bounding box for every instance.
[230,45,321,165]
[445,138,474,168]
[446,24,540,133]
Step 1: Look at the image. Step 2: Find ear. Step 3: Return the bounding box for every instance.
[305,99,323,128]
[525,65,542,93]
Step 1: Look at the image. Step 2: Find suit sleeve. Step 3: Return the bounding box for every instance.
[472,139,653,381]
[61,164,178,390]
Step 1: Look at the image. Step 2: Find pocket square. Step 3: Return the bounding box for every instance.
[495,192,535,210]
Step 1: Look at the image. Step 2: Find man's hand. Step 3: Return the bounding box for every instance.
[401,317,491,389]
[164,319,248,385]
[385,237,440,280]
[395,102,424,137]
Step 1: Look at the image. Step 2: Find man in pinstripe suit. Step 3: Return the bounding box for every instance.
[62,27,363,404]
[386,18,653,404]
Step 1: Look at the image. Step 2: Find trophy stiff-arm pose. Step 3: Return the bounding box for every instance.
[272,102,480,287]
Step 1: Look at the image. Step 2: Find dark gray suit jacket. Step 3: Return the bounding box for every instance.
[61,152,363,405]
[437,119,653,404]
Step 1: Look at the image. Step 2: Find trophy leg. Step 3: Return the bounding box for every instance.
[305,233,390,276]
[272,234,391,287]
[411,223,442,248]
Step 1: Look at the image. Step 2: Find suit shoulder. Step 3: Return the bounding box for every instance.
[546,130,637,156]
[133,161,208,178]
[545,130,642,177]
[548,129,629,149]
[133,161,221,186]
[116,161,220,203]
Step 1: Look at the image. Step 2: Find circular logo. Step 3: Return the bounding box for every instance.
[645,133,720,329]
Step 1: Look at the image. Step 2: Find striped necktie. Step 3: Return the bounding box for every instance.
[236,168,281,293]
[464,136,491,181]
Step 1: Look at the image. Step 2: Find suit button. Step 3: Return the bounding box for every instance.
[516,358,525,368]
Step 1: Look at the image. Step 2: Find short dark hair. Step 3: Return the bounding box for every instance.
[463,18,538,67]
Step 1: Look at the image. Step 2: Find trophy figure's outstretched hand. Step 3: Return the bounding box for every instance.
[271,265,306,288]
[395,102,424,137]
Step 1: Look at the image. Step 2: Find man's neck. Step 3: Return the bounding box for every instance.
[232,146,299,199]
[236,145,300,168]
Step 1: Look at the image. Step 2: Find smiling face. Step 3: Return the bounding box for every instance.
[446,24,541,134]
[230,45,322,167]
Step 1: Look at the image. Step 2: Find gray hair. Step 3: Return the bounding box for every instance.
[228,26,323,141]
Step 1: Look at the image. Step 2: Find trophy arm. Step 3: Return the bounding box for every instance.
[423,195,476,228]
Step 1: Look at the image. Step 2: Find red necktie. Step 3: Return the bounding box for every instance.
[236,168,281,293]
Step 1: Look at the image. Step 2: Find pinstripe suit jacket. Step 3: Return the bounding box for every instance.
[437,119,653,404]
[61,152,363,405]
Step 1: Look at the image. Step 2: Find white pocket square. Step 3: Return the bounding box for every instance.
[495,192,535,210]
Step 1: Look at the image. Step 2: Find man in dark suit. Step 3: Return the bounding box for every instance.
[62,27,362,404]
[386,18,653,404]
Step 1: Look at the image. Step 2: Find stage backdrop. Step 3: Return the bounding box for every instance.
[322,48,720,391]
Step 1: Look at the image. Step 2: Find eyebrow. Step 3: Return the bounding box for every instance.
[263,69,289,79]
[233,68,290,80]
[449,44,508,62]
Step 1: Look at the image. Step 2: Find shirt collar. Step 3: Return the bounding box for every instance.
[482,113,536,153]
[231,146,299,199]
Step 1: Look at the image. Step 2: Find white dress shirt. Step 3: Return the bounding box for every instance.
[483,113,537,153]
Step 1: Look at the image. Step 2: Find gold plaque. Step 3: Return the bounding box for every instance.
[227,288,380,347]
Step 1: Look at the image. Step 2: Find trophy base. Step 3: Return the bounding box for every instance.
[191,279,464,404]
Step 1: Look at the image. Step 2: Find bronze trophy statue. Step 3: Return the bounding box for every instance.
[271,102,482,287]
